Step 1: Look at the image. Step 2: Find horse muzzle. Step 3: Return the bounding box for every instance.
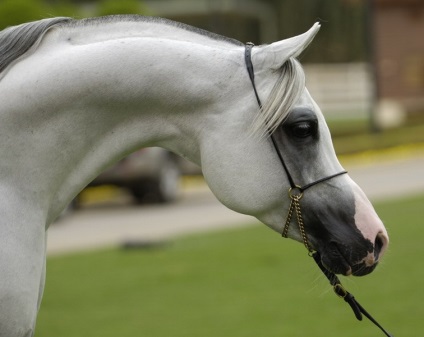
[319,230,388,276]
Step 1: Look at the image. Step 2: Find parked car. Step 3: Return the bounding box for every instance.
[89,147,182,203]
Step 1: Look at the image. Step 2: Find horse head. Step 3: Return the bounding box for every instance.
[200,23,388,277]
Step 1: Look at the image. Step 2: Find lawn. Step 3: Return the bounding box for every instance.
[36,193,424,337]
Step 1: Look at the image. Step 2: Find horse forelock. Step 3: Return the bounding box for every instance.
[0,17,71,77]
[251,58,306,138]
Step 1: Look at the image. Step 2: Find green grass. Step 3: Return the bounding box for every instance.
[328,119,424,155]
[36,194,424,337]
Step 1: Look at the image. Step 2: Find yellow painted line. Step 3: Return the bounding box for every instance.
[180,175,206,188]
[79,185,123,204]
[339,143,424,167]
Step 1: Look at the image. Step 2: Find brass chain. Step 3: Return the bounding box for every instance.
[282,187,313,253]
[293,195,312,253]
[282,198,294,238]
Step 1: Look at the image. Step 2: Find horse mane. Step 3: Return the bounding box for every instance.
[0,15,243,78]
[69,15,245,47]
[0,17,71,76]
[251,58,306,137]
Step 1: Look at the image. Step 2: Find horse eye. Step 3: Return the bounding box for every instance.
[291,121,316,138]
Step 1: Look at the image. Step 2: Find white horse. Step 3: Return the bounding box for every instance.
[0,15,389,336]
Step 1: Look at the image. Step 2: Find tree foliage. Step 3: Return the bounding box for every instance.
[0,0,367,63]
[0,0,48,29]
[0,0,148,30]
[97,0,149,17]
[267,0,367,63]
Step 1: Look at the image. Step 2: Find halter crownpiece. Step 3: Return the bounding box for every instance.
[244,43,393,337]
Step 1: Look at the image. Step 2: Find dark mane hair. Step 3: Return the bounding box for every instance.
[0,17,71,75]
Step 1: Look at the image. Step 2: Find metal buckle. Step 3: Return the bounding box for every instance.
[333,283,348,298]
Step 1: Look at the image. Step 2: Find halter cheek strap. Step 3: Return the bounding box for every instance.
[244,43,393,337]
[245,42,347,251]
[245,43,347,194]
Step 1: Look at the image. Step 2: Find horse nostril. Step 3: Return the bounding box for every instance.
[374,232,388,261]
[375,235,383,254]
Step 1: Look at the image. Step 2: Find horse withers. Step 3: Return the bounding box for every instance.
[0,15,389,336]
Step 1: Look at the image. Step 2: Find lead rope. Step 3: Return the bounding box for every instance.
[282,188,393,337]
[244,43,393,337]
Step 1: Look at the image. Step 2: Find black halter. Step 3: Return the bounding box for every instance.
[244,43,347,193]
[244,43,393,337]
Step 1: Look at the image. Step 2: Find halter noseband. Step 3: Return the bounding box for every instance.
[244,43,393,337]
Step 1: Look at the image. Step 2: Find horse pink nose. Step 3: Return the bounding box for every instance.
[350,178,389,265]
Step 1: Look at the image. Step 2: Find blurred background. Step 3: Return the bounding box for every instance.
[2,0,423,210]
[1,1,423,336]
[1,0,423,130]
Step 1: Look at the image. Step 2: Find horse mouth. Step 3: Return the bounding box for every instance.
[319,242,377,277]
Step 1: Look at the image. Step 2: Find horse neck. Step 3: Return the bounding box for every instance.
[0,29,248,223]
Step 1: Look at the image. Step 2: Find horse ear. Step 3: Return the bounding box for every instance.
[254,22,320,70]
